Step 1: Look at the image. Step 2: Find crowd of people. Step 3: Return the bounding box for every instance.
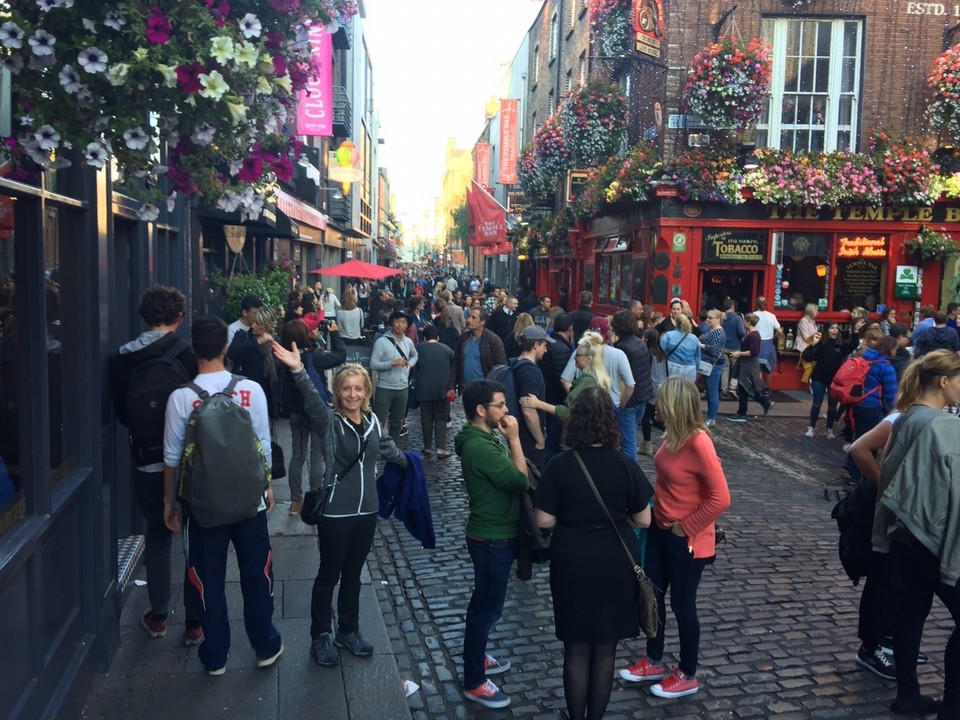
[109,271,960,719]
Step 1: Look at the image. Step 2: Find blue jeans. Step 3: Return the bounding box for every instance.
[705,363,723,422]
[463,537,517,689]
[186,511,282,671]
[644,524,709,677]
[618,404,643,460]
[809,381,838,430]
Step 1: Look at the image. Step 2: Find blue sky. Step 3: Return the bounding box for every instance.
[362,0,542,231]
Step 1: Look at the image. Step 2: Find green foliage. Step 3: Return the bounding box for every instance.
[213,265,296,322]
[451,199,469,251]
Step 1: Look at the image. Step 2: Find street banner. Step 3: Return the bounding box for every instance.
[474,143,490,188]
[481,241,513,256]
[296,26,333,136]
[466,180,506,247]
[499,99,518,185]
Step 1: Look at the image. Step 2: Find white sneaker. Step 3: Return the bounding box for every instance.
[842,442,852,453]
[804,427,815,438]
[826,429,836,440]
[705,419,715,427]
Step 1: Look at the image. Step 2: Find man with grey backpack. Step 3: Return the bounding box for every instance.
[162,315,283,676]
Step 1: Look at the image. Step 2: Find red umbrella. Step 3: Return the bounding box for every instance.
[307,258,403,279]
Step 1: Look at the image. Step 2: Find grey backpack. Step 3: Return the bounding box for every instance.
[178,376,270,528]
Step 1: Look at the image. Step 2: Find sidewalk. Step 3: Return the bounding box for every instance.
[81,419,411,720]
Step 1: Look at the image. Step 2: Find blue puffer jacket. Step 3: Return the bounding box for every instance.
[860,348,898,411]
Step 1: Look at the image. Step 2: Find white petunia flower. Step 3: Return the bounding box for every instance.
[225,99,247,124]
[82,18,97,33]
[239,191,265,222]
[84,141,108,168]
[239,13,261,39]
[234,42,259,67]
[28,29,56,56]
[58,64,81,93]
[325,18,340,35]
[191,123,215,145]
[123,126,148,150]
[37,0,62,11]
[198,70,229,100]
[217,189,242,212]
[0,21,25,49]
[25,140,51,166]
[2,54,24,74]
[78,46,107,73]
[104,11,126,31]
[137,204,160,222]
[20,115,33,126]
[105,63,129,86]
[155,64,177,88]
[227,160,243,177]
[34,124,60,150]
[209,36,234,64]
[165,191,178,213]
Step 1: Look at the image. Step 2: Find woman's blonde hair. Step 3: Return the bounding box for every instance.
[706,309,723,321]
[657,375,708,451]
[512,312,534,340]
[896,349,960,412]
[577,331,612,391]
[253,306,277,332]
[546,305,564,329]
[804,303,818,319]
[332,363,373,415]
[675,314,693,333]
[341,291,358,311]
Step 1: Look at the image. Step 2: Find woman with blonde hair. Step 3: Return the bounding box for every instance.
[619,376,731,700]
[795,304,819,353]
[504,312,534,359]
[336,291,365,343]
[521,331,611,422]
[660,314,701,382]
[227,306,279,418]
[546,305,565,332]
[272,346,409,669]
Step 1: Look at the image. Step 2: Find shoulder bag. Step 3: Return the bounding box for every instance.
[573,451,659,638]
[301,433,370,526]
[386,335,418,410]
[664,332,689,378]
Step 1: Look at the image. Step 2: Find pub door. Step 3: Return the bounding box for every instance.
[699,267,765,312]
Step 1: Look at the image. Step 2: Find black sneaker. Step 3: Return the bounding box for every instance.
[764,401,775,416]
[856,646,896,680]
[727,415,747,423]
[335,630,373,657]
[880,644,928,665]
[890,695,941,716]
[311,633,339,667]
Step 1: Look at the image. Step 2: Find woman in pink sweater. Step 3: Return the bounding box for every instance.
[619,376,731,699]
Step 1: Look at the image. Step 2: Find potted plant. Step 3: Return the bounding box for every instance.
[2,0,358,219]
[905,226,960,263]
[558,76,628,166]
[587,0,633,58]
[928,43,960,140]
[684,36,772,133]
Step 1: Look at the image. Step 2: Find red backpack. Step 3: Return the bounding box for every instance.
[829,356,882,405]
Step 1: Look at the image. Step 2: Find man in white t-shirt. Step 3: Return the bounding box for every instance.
[226,294,263,347]
[162,315,282,676]
[753,296,781,374]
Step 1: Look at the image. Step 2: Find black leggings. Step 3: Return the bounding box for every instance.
[563,641,617,720]
[641,402,661,442]
[311,513,377,638]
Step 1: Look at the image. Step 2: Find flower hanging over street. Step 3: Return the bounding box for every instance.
[77,46,108,73]
[28,28,56,55]
[191,123,216,146]
[123,126,148,150]
[58,64,81,93]
[239,13,262,39]
[145,7,171,44]
[35,124,60,150]
[210,36,235,64]
[84,141,109,168]
[0,22,25,49]
[103,11,126,30]
[198,70,229,100]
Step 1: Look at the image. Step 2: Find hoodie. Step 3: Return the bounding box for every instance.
[455,424,529,540]
[914,325,960,358]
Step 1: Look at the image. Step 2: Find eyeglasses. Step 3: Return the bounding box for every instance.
[484,402,507,409]
[575,352,590,358]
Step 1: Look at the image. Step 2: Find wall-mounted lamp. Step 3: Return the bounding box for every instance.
[815,264,828,278]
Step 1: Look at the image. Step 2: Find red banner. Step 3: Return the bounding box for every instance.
[499,99,518,185]
[466,180,506,247]
[481,241,513,256]
[474,143,490,188]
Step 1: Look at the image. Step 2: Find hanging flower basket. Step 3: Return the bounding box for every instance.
[557,76,627,167]
[587,0,632,57]
[670,147,745,204]
[928,43,960,141]
[684,35,772,133]
[867,132,940,206]
[905,226,960,262]
[533,114,571,184]
[2,0,358,219]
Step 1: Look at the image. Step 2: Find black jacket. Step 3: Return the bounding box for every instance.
[538,333,574,404]
[802,337,858,385]
[616,334,652,406]
[487,307,516,342]
[569,305,594,343]
[109,331,197,426]
[413,342,455,401]
[891,346,912,379]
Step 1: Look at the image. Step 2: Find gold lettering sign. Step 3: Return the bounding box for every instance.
[837,235,887,258]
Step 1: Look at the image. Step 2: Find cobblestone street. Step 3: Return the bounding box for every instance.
[368,401,953,720]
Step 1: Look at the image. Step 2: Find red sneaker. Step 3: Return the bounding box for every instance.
[650,667,699,698]
[618,655,665,683]
[483,654,511,675]
[464,679,510,709]
[140,609,167,638]
[183,626,204,646]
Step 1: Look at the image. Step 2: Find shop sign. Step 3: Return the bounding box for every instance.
[702,229,766,263]
[895,265,921,299]
[672,232,687,252]
[566,170,590,204]
[837,235,887,258]
[837,258,882,303]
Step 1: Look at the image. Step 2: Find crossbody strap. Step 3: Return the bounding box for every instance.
[572,451,645,580]
[665,332,689,360]
[386,335,408,360]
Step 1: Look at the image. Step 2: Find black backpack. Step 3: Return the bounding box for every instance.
[126,339,192,466]
[831,479,877,586]
[486,360,521,417]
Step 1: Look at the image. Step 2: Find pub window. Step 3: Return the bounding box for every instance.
[831,234,887,312]
[608,254,621,304]
[619,254,633,304]
[584,262,595,292]
[757,18,863,152]
[0,195,23,538]
[598,255,610,304]
[775,232,830,311]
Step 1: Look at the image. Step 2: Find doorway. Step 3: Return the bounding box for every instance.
[699,268,764,313]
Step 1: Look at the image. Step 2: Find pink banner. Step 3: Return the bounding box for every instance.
[297,26,333,137]
[499,99,518,185]
[474,143,490,188]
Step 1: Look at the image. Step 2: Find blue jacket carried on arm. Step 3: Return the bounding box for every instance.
[377,450,436,549]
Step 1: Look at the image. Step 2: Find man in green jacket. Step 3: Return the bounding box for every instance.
[454,379,530,710]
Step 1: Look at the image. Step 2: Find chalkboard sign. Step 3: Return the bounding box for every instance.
[343,343,372,370]
[835,259,882,306]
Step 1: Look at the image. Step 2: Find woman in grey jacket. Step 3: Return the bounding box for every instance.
[273,342,408,669]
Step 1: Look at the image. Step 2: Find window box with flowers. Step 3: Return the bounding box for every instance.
[572,141,661,218]
[670,147,745,204]
[684,36,772,133]
[905,226,960,263]
[2,0,359,220]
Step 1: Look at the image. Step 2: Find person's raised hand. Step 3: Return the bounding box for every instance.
[499,414,520,442]
[272,341,301,369]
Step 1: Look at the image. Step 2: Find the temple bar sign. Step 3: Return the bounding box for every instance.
[702,229,766,264]
[838,235,887,258]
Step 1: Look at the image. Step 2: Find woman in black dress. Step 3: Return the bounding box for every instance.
[535,385,653,720]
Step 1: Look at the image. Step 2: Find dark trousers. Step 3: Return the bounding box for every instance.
[463,537,517,690]
[892,540,960,711]
[641,402,659,442]
[185,511,282,671]
[852,405,884,440]
[311,513,378,638]
[737,385,771,416]
[809,380,839,430]
[644,524,709,677]
[419,398,449,450]
[135,470,200,623]
[545,414,563,462]
[858,551,898,650]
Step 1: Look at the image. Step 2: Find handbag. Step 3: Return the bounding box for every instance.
[573,451,659,639]
[699,358,719,376]
[301,434,370,526]
[269,420,286,479]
